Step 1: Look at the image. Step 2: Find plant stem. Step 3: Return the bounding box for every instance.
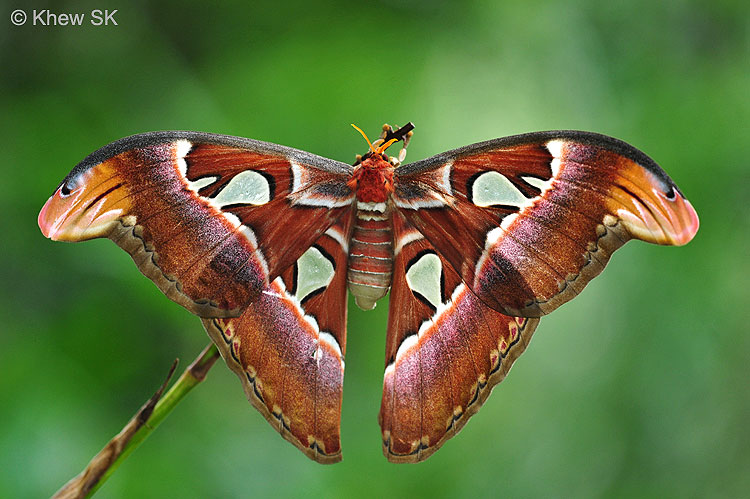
[53,343,220,499]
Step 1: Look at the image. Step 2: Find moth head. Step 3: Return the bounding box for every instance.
[351,122,414,167]
[351,123,397,160]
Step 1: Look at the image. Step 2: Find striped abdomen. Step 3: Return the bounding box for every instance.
[347,202,394,310]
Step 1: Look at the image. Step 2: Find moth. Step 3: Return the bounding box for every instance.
[38,123,699,463]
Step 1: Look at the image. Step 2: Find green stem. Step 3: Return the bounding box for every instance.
[53,343,220,498]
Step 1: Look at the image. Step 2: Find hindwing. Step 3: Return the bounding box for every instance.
[381,211,540,462]
[203,213,354,463]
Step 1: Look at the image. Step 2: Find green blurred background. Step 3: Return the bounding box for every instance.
[2,0,748,497]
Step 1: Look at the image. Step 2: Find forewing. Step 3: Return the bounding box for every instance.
[380,211,540,462]
[393,131,699,317]
[203,212,354,463]
[38,131,354,317]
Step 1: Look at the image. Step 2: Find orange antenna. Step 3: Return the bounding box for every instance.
[351,124,375,154]
[376,138,398,154]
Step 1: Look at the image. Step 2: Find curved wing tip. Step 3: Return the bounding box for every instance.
[38,188,74,240]
[674,198,700,246]
[38,195,56,239]
[659,195,699,246]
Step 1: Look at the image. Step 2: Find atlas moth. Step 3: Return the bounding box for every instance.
[39,122,699,463]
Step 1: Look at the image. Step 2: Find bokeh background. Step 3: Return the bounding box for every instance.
[1,0,748,497]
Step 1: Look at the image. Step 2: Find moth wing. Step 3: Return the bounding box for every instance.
[39,131,355,317]
[203,211,354,463]
[380,211,540,462]
[393,131,699,317]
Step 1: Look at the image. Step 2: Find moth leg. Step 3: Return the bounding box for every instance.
[380,122,414,166]
[370,124,393,151]
[394,129,413,165]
